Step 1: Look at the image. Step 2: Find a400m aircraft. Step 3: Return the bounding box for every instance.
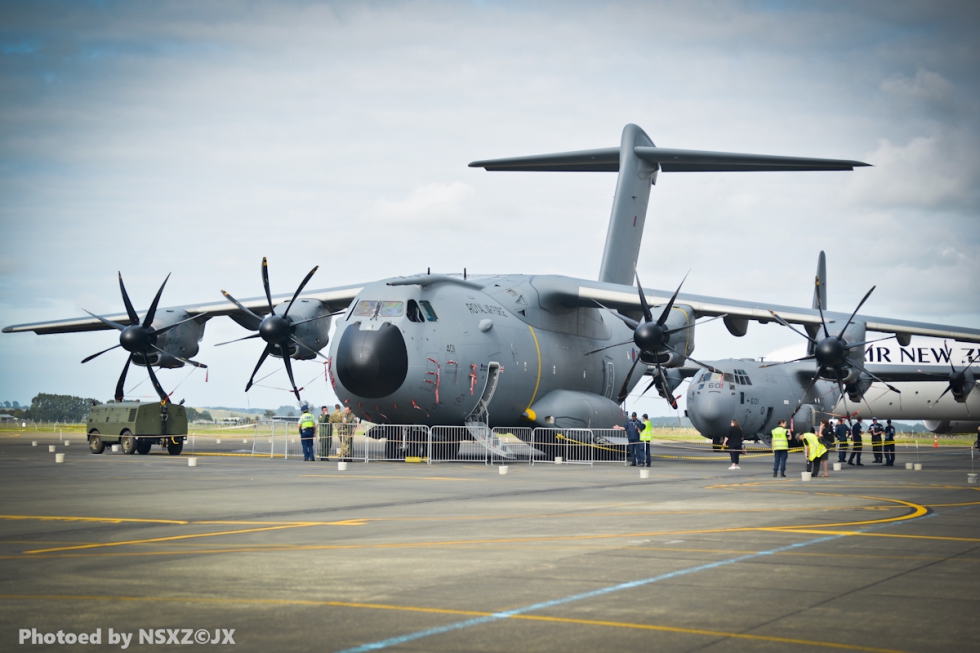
[6,125,980,444]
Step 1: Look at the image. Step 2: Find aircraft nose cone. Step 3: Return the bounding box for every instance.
[336,322,409,399]
[694,392,734,435]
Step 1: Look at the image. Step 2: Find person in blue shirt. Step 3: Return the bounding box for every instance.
[848,418,864,466]
[834,418,850,463]
[617,412,643,466]
[883,419,897,466]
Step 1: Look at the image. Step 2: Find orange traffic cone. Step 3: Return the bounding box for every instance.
[933,433,939,449]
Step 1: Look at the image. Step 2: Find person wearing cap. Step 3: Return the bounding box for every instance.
[834,418,850,464]
[883,419,897,466]
[848,418,864,466]
[869,418,884,463]
[616,412,643,466]
[639,414,654,467]
[298,403,316,461]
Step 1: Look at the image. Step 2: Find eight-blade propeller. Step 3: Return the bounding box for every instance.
[220,257,320,401]
[81,272,206,403]
[764,280,898,420]
[588,272,721,407]
[919,341,977,415]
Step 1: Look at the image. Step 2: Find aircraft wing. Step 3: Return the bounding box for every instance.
[1,284,363,335]
[531,275,980,344]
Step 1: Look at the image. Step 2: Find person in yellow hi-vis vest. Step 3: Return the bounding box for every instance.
[297,404,316,462]
[640,414,653,468]
[802,428,829,477]
[770,419,790,478]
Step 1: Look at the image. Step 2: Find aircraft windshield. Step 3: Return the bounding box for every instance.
[378,301,404,318]
[353,301,379,318]
[419,300,438,322]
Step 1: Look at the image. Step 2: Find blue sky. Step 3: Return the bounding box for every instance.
[1,1,977,415]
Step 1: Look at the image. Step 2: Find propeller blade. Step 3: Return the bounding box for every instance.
[616,356,642,404]
[289,336,329,361]
[143,356,170,403]
[117,272,140,325]
[290,309,345,327]
[791,368,823,415]
[661,344,723,375]
[261,257,274,313]
[814,276,830,340]
[282,266,319,319]
[844,335,895,350]
[589,301,640,329]
[245,343,274,392]
[834,367,852,422]
[760,355,815,369]
[768,309,817,344]
[654,361,678,409]
[847,360,901,394]
[152,313,201,336]
[215,333,262,347]
[633,271,653,323]
[115,354,133,402]
[665,314,727,336]
[81,343,121,363]
[83,309,127,332]
[584,339,633,356]
[279,342,301,400]
[837,286,875,340]
[638,377,658,398]
[220,290,264,323]
[932,385,952,405]
[142,273,171,328]
[150,344,207,369]
[656,271,689,326]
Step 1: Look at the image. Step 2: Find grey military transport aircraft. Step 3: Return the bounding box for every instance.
[5,125,980,450]
[679,253,980,443]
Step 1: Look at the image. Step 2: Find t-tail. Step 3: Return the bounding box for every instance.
[469,124,868,286]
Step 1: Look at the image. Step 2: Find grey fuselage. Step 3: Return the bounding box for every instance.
[328,275,652,427]
[686,360,839,440]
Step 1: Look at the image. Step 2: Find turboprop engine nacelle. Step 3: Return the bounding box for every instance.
[845,375,873,403]
[141,309,204,368]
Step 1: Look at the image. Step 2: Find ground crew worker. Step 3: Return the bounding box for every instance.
[834,418,850,463]
[298,404,316,462]
[802,428,829,477]
[883,419,897,466]
[640,414,653,468]
[771,419,790,478]
[869,418,884,463]
[848,418,864,466]
[318,405,331,461]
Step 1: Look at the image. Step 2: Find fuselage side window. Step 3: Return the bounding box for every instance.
[419,300,438,322]
[407,300,424,323]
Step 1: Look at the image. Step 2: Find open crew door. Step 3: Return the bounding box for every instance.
[463,362,514,459]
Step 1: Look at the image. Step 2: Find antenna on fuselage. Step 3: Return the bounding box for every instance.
[468,125,868,286]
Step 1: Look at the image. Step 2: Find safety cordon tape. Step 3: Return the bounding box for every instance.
[553,435,805,460]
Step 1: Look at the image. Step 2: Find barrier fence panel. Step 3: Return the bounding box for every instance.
[329,423,365,462]
[531,428,594,465]
[590,429,630,465]
[361,424,431,462]
[429,426,492,463]
[490,427,536,464]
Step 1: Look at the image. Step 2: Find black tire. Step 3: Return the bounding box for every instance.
[88,431,105,455]
[120,431,137,455]
[135,439,152,455]
[166,439,183,456]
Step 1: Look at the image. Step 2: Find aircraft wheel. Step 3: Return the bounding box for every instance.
[88,431,105,455]
[135,439,152,455]
[120,431,137,455]
[166,439,183,456]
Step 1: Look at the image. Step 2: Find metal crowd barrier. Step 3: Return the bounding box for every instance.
[530,428,596,465]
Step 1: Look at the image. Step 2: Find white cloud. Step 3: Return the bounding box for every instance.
[881,69,955,106]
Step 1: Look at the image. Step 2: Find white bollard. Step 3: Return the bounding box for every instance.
[111,444,120,452]
[801,471,812,482]
[55,453,65,463]
[499,465,509,475]
[48,445,56,453]
[216,439,222,444]
[187,457,198,467]
[32,441,37,447]
[968,473,977,485]
[554,456,563,465]
[905,462,913,470]
[337,461,348,471]
[914,463,923,471]
[64,440,70,446]
[640,469,650,479]
[243,439,248,443]
[833,462,842,471]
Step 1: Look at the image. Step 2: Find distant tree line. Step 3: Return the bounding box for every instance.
[185,407,214,422]
[5,393,102,422]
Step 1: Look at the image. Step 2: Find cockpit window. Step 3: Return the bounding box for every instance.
[378,301,404,318]
[353,301,379,318]
[419,300,438,322]
[407,300,424,323]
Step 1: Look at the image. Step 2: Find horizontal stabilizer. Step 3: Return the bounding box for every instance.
[470,146,869,173]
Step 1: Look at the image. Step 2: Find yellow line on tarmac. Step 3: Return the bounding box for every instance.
[0,515,188,525]
[24,523,316,555]
[299,474,483,482]
[0,593,911,653]
[756,529,980,543]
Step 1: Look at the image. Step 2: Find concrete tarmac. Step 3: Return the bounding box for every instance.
[1,433,979,652]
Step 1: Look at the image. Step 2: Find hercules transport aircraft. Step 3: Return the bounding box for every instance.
[5,125,980,455]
